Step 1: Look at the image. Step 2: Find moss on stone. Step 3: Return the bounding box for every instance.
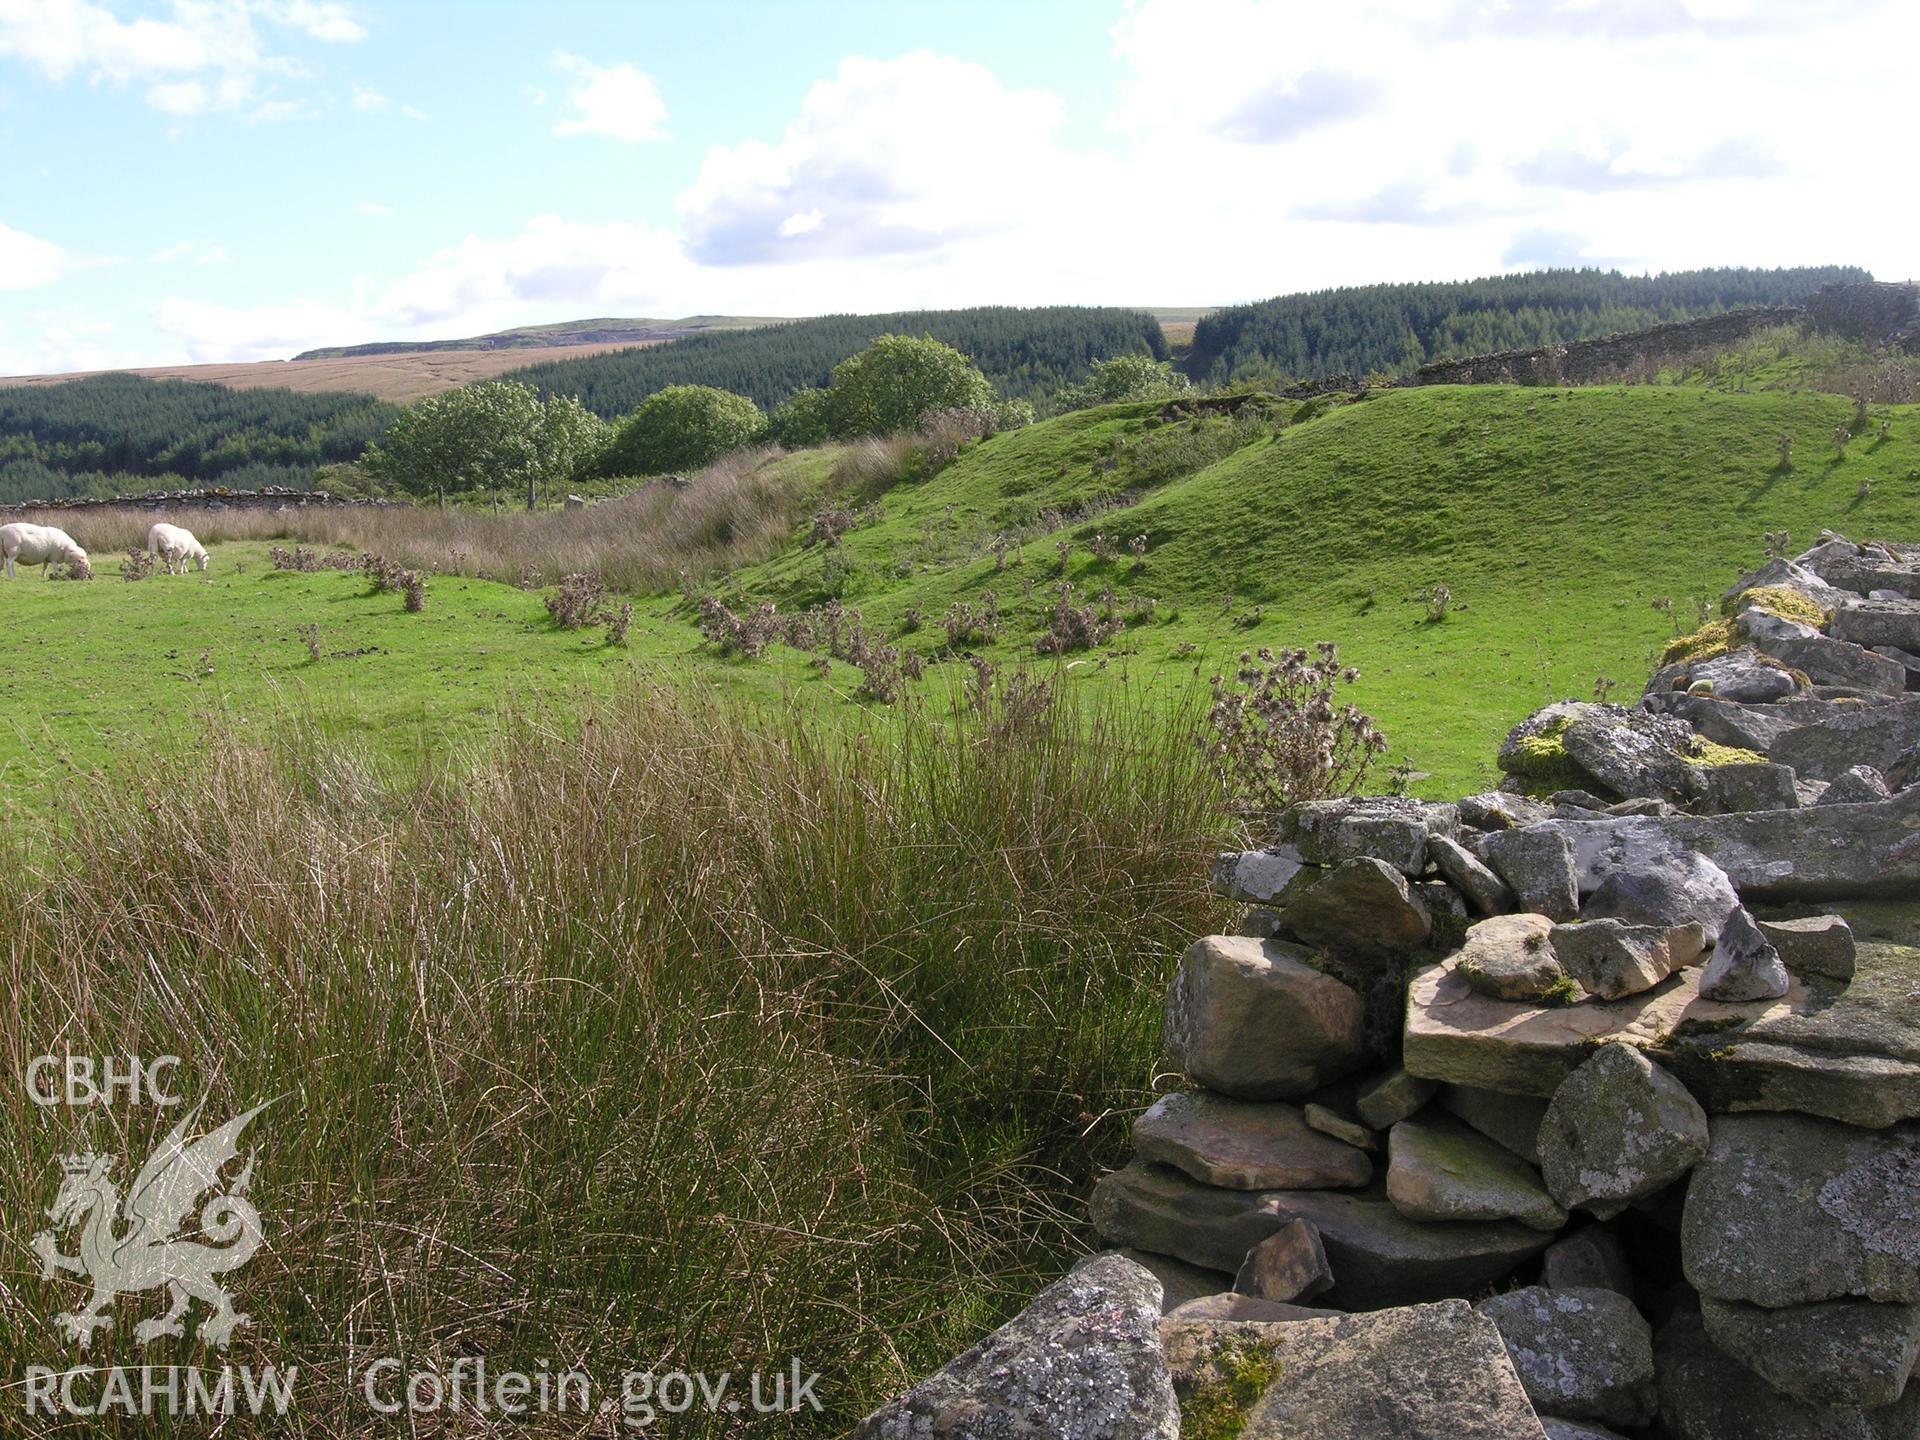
[1722,584,1832,629]
[1499,717,1589,796]
[1180,1343,1279,1440]
[1661,618,1735,666]
[1687,740,1769,768]
[1540,973,1585,1007]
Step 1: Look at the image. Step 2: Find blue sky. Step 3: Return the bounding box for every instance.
[1,0,1914,373]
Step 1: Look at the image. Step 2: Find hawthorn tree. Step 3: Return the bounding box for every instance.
[603,385,765,476]
[824,334,996,438]
[364,380,607,510]
[1055,354,1190,411]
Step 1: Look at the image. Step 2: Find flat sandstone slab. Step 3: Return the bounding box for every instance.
[1404,942,1920,1127]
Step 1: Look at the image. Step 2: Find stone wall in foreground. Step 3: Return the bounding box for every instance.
[851,528,1920,1440]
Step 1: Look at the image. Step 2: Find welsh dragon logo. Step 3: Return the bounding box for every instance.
[31,1101,271,1351]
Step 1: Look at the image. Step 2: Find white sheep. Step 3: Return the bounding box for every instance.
[0,521,92,579]
[147,522,210,575]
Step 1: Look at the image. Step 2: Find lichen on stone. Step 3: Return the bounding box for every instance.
[1660,619,1735,667]
[1686,740,1769,768]
[1178,1342,1279,1440]
[1499,717,1590,796]
[1721,584,1832,629]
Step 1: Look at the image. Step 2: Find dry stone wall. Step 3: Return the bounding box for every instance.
[0,486,400,517]
[851,528,1920,1439]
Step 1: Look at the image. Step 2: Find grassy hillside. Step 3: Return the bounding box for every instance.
[722,383,1920,788]
[4,382,1915,801]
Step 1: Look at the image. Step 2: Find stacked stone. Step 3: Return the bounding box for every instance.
[853,533,1920,1440]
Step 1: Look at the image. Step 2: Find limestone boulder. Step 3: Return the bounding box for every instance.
[1163,936,1367,1099]
[1700,1293,1920,1409]
[1460,791,1552,832]
[1647,646,1804,704]
[1736,607,1907,694]
[1277,796,1459,876]
[1542,1227,1634,1295]
[1386,1112,1567,1231]
[850,1252,1177,1440]
[1695,761,1800,815]
[1132,1091,1373,1191]
[1538,1044,1709,1212]
[1090,1162,1550,1311]
[1429,833,1515,914]
[1278,857,1434,964]
[1103,1250,1230,1314]
[1477,1286,1657,1427]
[1549,918,1706,1000]
[1580,850,1738,945]
[1233,1218,1334,1304]
[1771,698,1920,782]
[1698,905,1789,1002]
[1757,912,1857,979]
[1557,706,1706,804]
[1821,765,1893,805]
[1439,1085,1550,1166]
[1455,912,1576,1003]
[1479,828,1581,922]
[1210,846,1311,905]
[1681,1113,1920,1307]
[1654,1309,1920,1440]
[1354,1067,1437,1130]
[1832,598,1920,654]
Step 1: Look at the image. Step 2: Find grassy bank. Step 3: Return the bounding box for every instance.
[0,679,1228,1434]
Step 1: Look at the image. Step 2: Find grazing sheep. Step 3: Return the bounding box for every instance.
[0,522,92,579]
[147,522,210,575]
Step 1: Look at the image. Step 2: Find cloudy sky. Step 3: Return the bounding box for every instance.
[1,0,1913,374]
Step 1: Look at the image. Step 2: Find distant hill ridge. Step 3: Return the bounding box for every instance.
[293,315,785,361]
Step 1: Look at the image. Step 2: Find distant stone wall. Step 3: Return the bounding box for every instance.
[1412,306,1805,387]
[1801,279,1920,346]
[0,486,402,517]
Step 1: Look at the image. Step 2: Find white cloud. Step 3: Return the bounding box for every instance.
[350,84,385,110]
[151,238,230,264]
[152,295,361,362]
[678,51,1072,267]
[0,0,363,115]
[551,52,666,143]
[356,200,390,216]
[0,219,72,289]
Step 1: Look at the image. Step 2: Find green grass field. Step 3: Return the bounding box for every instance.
[6,383,1917,805]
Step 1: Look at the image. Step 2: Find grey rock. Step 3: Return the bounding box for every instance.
[1832,598,1920,654]
[1090,1162,1550,1310]
[1648,646,1804,704]
[1772,698,1920,782]
[1387,1113,1568,1231]
[1162,1293,1337,1327]
[1454,912,1573,1002]
[1724,555,1845,608]
[1603,795,1678,818]
[1233,1218,1333,1303]
[1758,913,1858,979]
[1417,879,1470,921]
[1538,1045,1709,1212]
[1494,784,1920,902]
[1823,765,1894,804]
[1133,1091,1374,1191]
[1278,797,1459,876]
[1278,857,1434,964]
[1460,791,1553,831]
[1235,1302,1552,1440]
[1737,607,1907,694]
[1553,789,1615,813]
[1499,700,1596,775]
[1895,744,1920,791]
[1355,1067,1438,1130]
[1163,936,1367,1100]
[1439,1085,1550,1166]
[1543,1228,1634,1295]
[1700,1293,1920,1408]
[1559,706,1706,804]
[1682,1113,1920,1307]
[1793,539,1920,599]
[1699,906,1790,1001]
[1655,1309,1920,1440]
[1581,849,1739,945]
[1480,828,1582,922]
[1210,846,1310,904]
[1696,761,1801,815]
[850,1251,1177,1440]
[1303,1103,1379,1152]
[1550,918,1707,1000]
[1430,834,1517,914]
[1234,907,1285,940]
[1651,692,1807,755]
[1477,1285,1657,1427]
[1104,1250,1231,1314]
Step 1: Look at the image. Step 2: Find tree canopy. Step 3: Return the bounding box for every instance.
[363,380,607,508]
[603,385,765,476]
[1056,355,1191,411]
[1186,266,1870,384]
[824,335,996,438]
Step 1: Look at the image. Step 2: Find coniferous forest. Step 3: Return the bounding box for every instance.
[1185,265,1870,383]
[0,374,398,503]
[506,306,1171,416]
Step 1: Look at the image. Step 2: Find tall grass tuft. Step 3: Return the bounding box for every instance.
[0,679,1226,1436]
